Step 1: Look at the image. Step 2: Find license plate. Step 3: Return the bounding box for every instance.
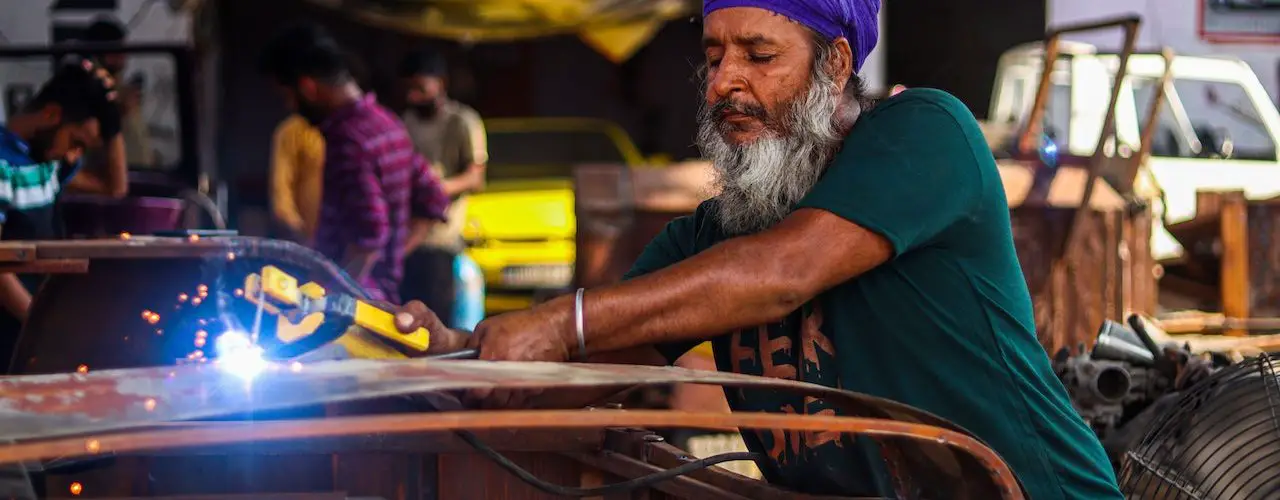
[501,265,572,288]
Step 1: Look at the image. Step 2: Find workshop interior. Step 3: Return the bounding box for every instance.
[0,0,1279,498]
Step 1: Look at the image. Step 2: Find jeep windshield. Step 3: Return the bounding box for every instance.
[484,120,635,182]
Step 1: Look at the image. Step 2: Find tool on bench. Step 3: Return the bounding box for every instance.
[243,265,477,359]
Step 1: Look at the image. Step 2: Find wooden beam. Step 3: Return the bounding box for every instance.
[0,259,89,274]
[1220,191,1250,336]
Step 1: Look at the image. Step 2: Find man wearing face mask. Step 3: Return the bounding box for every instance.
[0,59,119,369]
[258,24,450,302]
[397,49,487,323]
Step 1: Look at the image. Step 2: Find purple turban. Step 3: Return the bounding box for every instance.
[703,0,880,71]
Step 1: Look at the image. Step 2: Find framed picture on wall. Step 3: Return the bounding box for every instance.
[1200,0,1280,43]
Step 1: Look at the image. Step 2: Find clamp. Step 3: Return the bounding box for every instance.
[243,265,431,355]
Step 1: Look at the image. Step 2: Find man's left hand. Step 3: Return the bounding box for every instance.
[467,304,573,362]
[461,303,575,408]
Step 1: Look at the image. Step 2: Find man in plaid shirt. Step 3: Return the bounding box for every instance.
[258,24,449,302]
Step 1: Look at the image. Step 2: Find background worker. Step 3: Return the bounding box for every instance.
[258,24,450,302]
[268,49,372,245]
[0,60,119,369]
[397,49,488,326]
[269,112,325,244]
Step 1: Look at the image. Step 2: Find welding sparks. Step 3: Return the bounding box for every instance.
[215,330,267,380]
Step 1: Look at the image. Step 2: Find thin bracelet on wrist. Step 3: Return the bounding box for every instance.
[574,288,587,361]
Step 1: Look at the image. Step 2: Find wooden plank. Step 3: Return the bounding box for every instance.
[0,243,37,262]
[1220,191,1250,336]
[0,259,89,274]
[32,238,229,260]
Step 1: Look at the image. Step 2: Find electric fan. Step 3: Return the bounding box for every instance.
[1119,353,1280,499]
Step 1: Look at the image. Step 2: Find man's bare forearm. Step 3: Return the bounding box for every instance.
[403,219,436,254]
[537,232,808,357]
[541,210,892,356]
[67,137,129,198]
[0,274,32,323]
[441,166,485,197]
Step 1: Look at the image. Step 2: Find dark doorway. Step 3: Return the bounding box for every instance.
[885,0,1046,118]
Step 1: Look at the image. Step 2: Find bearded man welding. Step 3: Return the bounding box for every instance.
[397,1,1122,497]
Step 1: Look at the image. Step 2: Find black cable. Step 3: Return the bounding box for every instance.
[455,429,766,497]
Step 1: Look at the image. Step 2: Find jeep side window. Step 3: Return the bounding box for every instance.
[1132,78,1276,161]
[1044,82,1072,147]
[1132,77,1192,158]
[1174,79,1276,161]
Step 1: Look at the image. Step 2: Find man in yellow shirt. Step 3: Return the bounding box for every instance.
[269,113,325,242]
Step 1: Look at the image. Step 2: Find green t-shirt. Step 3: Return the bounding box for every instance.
[624,89,1121,499]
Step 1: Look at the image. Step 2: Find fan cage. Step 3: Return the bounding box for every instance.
[1119,353,1280,499]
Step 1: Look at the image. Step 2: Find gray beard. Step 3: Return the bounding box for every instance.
[696,73,846,236]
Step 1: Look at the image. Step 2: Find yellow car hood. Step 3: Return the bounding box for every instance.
[464,179,575,242]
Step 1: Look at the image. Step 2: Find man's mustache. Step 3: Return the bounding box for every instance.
[709,98,769,123]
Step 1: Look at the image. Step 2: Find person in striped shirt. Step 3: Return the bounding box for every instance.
[257,24,449,302]
[0,58,120,369]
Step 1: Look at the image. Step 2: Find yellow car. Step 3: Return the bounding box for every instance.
[463,118,658,314]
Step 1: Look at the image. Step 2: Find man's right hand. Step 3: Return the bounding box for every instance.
[461,163,487,193]
[393,300,468,355]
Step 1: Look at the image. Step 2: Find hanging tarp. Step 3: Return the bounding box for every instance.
[304,0,698,63]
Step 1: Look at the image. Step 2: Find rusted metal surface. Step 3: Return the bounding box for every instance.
[88,426,603,456]
[1248,198,1280,319]
[1013,206,1156,354]
[3,410,1024,499]
[0,360,968,443]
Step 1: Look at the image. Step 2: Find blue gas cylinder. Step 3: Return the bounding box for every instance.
[453,253,485,331]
